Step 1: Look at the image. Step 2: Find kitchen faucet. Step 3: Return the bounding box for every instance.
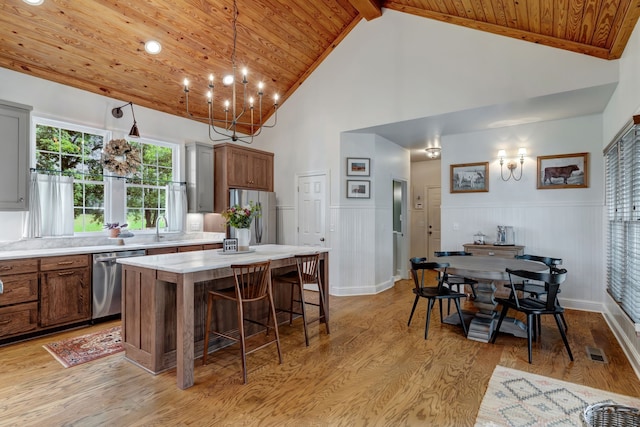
[155,215,168,241]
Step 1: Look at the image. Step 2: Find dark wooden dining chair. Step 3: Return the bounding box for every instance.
[272,253,330,346]
[408,257,468,339]
[491,267,573,364]
[433,251,478,312]
[202,260,283,384]
[508,254,567,332]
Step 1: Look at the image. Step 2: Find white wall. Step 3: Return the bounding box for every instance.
[439,114,604,312]
[257,9,617,295]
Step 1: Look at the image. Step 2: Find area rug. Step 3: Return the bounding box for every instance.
[475,365,640,426]
[42,326,123,368]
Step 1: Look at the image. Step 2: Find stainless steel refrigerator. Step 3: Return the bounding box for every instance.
[229,189,277,246]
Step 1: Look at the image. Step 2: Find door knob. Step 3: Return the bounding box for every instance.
[320,238,325,242]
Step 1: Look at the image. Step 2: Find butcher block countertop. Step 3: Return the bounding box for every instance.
[116,244,330,274]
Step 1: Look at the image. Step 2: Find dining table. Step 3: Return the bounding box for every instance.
[436,255,548,342]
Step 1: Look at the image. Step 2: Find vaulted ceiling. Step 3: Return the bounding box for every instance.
[1,0,639,136]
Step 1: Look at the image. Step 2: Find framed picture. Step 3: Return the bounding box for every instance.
[346,180,370,198]
[346,157,370,176]
[450,162,489,193]
[537,152,589,189]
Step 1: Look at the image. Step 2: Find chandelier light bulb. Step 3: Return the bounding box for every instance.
[222,74,234,86]
[181,0,278,143]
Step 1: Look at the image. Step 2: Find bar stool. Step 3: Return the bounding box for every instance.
[272,253,330,346]
[202,260,282,384]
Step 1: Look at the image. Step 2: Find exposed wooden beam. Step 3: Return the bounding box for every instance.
[349,0,383,21]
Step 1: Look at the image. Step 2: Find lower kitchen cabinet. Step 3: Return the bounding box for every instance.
[40,255,91,327]
[0,302,38,337]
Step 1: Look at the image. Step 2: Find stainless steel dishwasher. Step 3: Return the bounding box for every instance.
[92,249,146,321]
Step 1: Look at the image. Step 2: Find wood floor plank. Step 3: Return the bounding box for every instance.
[0,279,639,426]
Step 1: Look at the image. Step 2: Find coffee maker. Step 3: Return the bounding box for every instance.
[495,226,515,246]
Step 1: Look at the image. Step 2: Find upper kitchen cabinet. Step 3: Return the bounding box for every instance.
[214,143,273,212]
[185,142,214,213]
[0,100,32,210]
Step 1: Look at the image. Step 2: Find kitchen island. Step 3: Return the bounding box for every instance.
[117,244,330,389]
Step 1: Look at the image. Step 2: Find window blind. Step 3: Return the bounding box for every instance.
[605,119,640,323]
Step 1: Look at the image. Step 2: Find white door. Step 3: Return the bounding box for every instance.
[297,173,327,247]
[427,186,441,257]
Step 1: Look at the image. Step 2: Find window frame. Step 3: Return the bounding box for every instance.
[31,117,181,236]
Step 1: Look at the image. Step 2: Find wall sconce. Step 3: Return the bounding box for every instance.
[425,147,441,159]
[498,148,526,181]
[111,102,140,138]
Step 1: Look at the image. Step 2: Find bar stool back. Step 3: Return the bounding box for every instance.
[202,260,283,384]
[273,253,330,346]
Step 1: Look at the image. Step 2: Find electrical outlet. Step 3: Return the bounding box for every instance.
[190,222,200,231]
[453,223,460,230]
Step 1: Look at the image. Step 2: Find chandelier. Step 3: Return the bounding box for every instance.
[182,0,278,144]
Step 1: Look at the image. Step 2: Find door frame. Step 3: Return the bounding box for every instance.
[295,170,330,247]
[392,177,409,280]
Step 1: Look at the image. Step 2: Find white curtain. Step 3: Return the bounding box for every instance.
[23,173,74,238]
[23,172,41,238]
[166,183,187,232]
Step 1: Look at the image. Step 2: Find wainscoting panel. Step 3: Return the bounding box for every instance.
[441,202,604,312]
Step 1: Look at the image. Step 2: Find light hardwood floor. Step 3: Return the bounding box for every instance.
[1,279,639,426]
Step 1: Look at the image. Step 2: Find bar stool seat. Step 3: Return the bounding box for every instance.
[202,260,282,384]
[272,253,330,346]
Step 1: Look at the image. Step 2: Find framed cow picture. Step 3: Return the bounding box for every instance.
[450,162,489,193]
[537,152,589,189]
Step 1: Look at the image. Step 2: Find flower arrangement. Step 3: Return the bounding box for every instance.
[104,222,128,230]
[102,138,141,176]
[221,202,261,229]
[104,222,128,238]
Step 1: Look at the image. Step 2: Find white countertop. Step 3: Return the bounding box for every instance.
[0,237,224,261]
[117,244,330,274]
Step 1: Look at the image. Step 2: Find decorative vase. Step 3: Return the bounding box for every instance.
[235,228,251,251]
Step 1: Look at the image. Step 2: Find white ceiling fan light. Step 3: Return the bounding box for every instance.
[22,0,44,5]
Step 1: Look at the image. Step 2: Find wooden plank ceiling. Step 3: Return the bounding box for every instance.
[1,0,639,135]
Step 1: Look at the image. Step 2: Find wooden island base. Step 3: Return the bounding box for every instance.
[119,246,329,386]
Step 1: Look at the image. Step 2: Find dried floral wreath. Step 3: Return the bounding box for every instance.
[102,138,141,176]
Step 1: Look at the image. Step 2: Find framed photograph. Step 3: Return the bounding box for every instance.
[346,157,370,176]
[346,180,370,198]
[537,152,589,189]
[450,162,489,193]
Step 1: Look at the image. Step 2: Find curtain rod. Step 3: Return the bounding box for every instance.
[29,168,186,185]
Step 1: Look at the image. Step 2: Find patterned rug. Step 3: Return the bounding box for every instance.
[475,365,640,426]
[43,326,123,368]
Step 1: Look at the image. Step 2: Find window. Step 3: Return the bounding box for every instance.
[34,119,108,233]
[33,118,179,234]
[605,117,640,323]
[125,140,176,231]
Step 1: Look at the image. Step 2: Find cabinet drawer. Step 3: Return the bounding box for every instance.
[0,273,38,306]
[203,243,222,250]
[0,302,38,337]
[146,247,177,255]
[0,258,38,276]
[40,254,89,271]
[177,245,203,252]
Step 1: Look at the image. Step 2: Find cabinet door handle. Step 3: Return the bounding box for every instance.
[0,266,13,271]
[0,320,10,326]
[57,261,74,265]
[488,251,495,256]
[57,271,75,276]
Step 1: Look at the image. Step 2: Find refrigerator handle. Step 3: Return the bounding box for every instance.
[255,201,263,244]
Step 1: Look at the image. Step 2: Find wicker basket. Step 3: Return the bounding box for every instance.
[581,403,640,427]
